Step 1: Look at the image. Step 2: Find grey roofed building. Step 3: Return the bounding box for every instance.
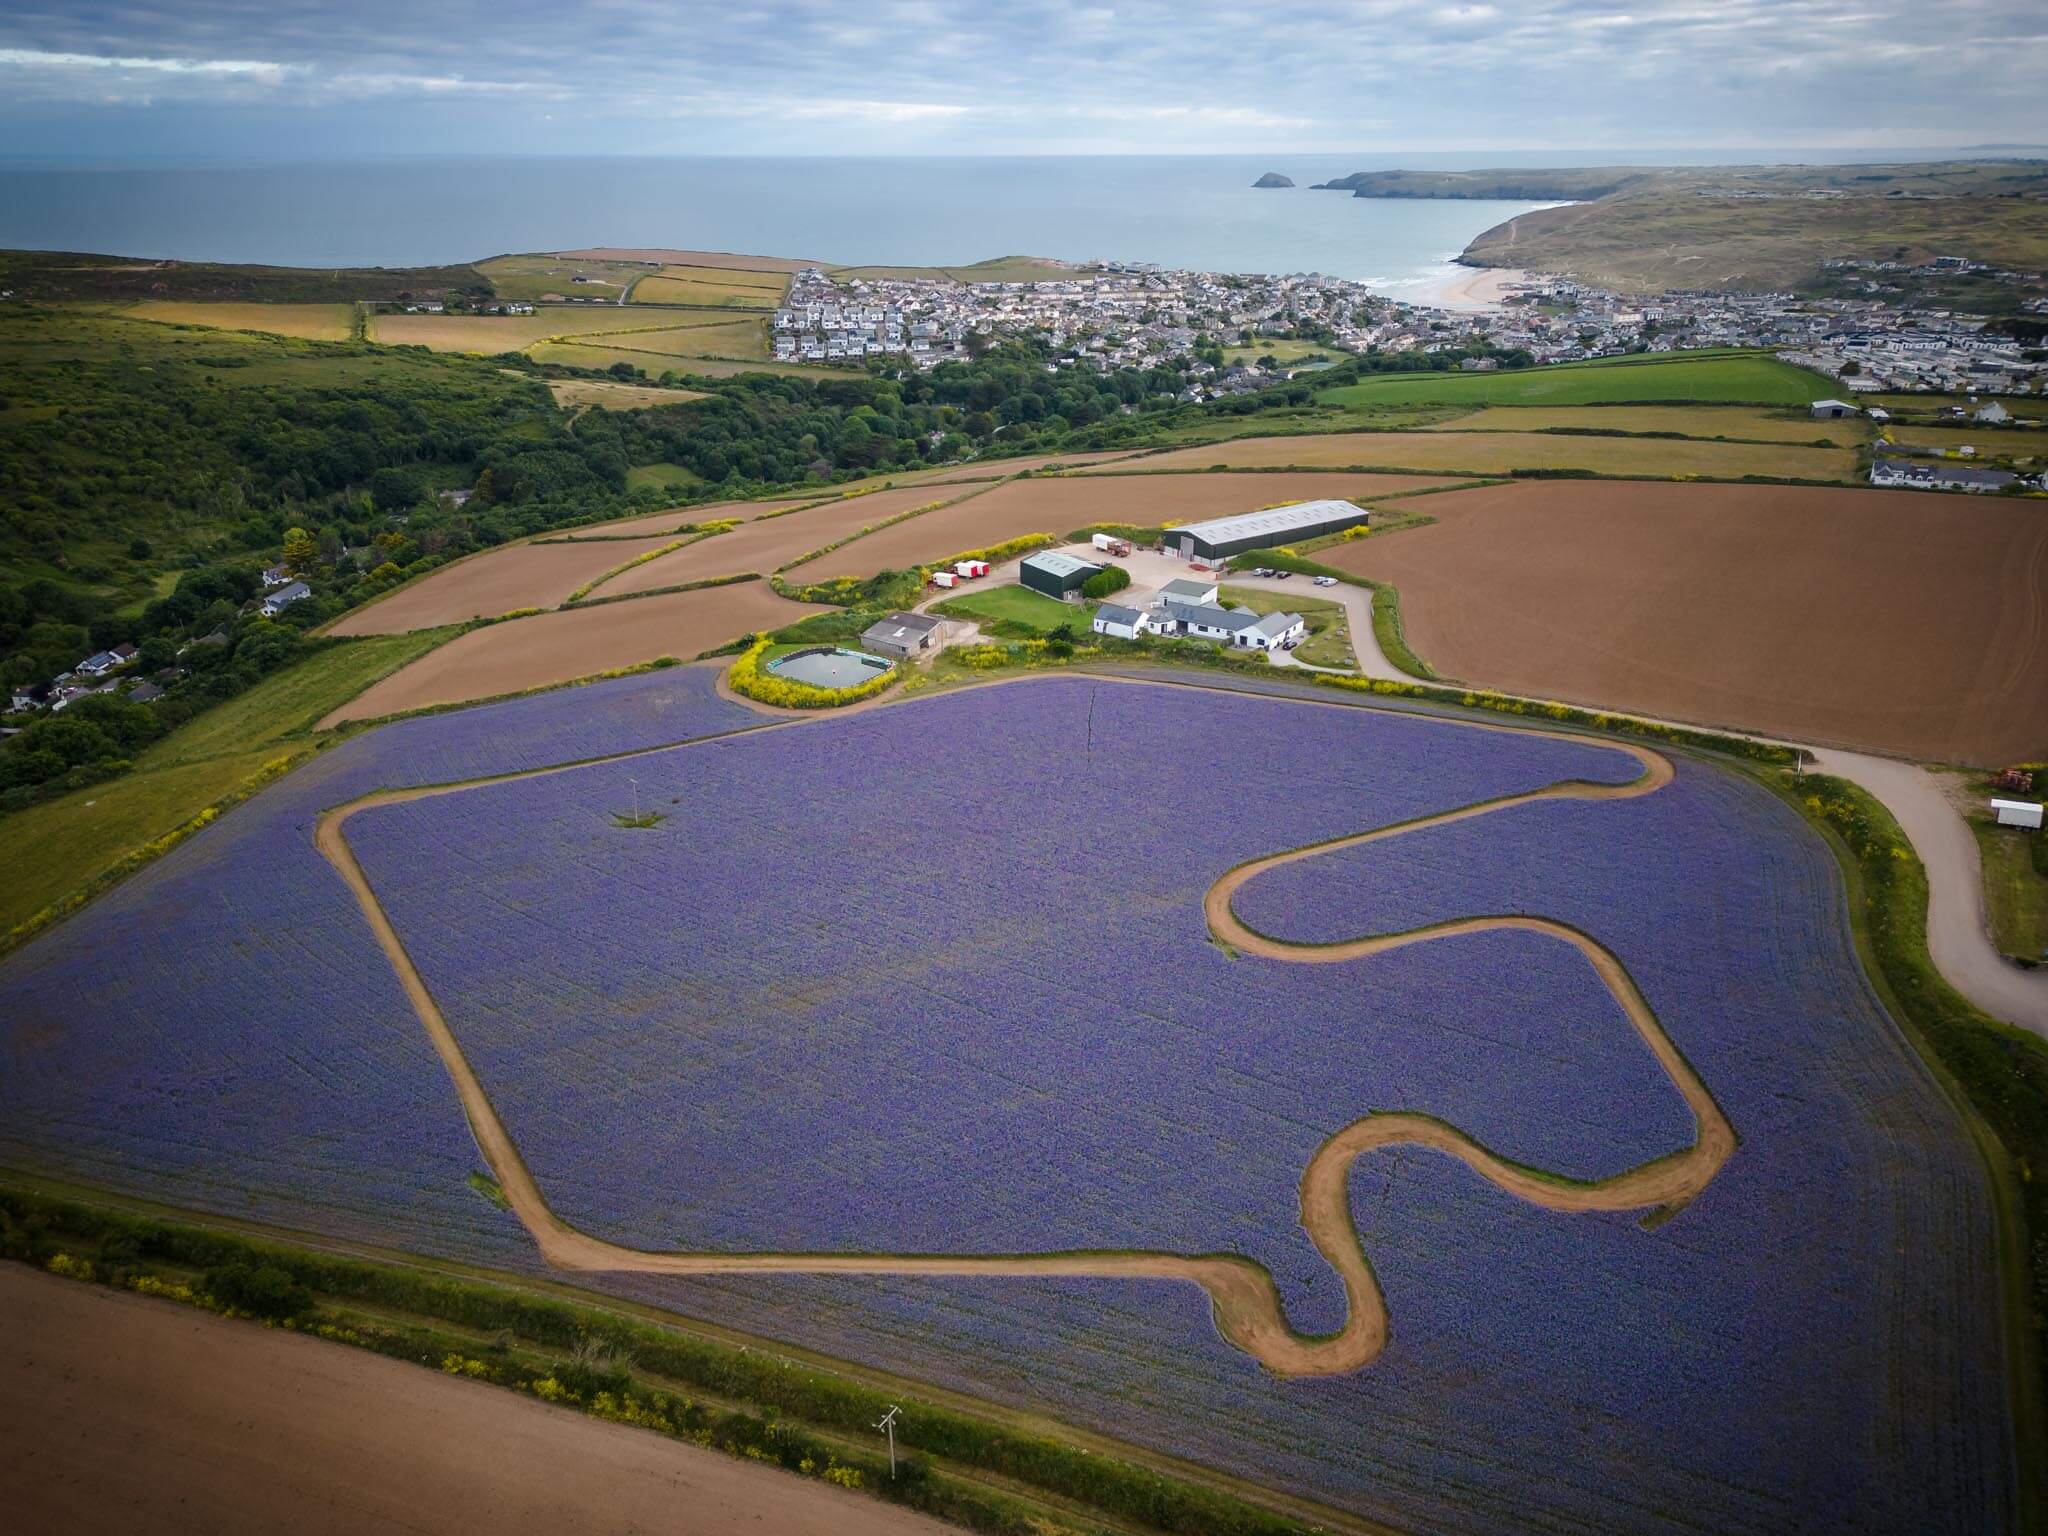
[1163,498,1370,561]
[127,681,165,703]
[1165,601,1263,634]
[860,610,944,658]
[1869,456,2017,493]
[259,581,312,616]
[1156,577,1218,606]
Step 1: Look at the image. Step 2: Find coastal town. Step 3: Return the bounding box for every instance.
[770,257,2048,403]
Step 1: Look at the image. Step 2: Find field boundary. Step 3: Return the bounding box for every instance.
[316,675,1730,1378]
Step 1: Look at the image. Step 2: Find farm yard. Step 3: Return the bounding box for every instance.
[320,583,824,723]
[1321,480,2048,764]
[0,670,2013,1535]
[1116,430,1855,481]
[790,471,1463,579]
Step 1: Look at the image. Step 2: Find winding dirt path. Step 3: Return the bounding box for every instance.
[315,683,1727,1377]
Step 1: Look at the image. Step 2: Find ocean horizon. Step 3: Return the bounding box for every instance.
[0,146,1994,294]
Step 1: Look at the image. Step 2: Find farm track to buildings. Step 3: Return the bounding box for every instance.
[315,676,1727,1377]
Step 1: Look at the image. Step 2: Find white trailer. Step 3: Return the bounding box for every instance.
[929,570,959,589]
[1992,799,2044,830]
[954,559,990,578]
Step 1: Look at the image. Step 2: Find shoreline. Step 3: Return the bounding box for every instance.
[1405,263,1530,311]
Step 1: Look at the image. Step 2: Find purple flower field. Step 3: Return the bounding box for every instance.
[0,667,2014,1534]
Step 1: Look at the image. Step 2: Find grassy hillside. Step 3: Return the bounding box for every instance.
[0,630,450,948]
[1452,160,2048,296]
[0,249,488,304]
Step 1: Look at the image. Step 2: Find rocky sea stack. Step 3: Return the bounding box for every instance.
[1252,172,1294,189]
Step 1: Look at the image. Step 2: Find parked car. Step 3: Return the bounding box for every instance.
[1313,575,1338,587]
[1249,567,1273,578]
[1271,570,1292,580]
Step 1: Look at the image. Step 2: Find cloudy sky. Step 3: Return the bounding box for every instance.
[2,1,2044,159]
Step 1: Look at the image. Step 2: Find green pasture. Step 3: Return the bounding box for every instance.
[1316,352,1833,411]
[932,583,1096,636]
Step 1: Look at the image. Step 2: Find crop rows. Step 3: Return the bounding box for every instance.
[0,669,2014,1534]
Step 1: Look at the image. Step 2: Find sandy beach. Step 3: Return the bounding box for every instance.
[1411,264,1531,311]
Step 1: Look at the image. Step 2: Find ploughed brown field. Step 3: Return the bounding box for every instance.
[4,1264,950,1536]
[793,472,1460,579]
[1323,480,2048,764]
[587,486,973,598]
[323,584,824,725]
[326,536,681,636]
[578,497,815,538]
[1116,431,1854,481]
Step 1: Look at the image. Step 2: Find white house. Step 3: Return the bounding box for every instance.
[1992,799,2044,830]
[1242,612,1307,652]
[260,581,312,617]
[75,650,121,677]
[1975,401,2012,424]
[1154,577,1219,609]
[261,564,293,588]
[1091,603,1152,640]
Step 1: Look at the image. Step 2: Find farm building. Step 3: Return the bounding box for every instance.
[1091,603,1152,640]
[1869,457,2018,494]
[860,611,944,659]
[1810,399,1859,419]
[1159,602,1307,653]
[1163,499,1370,562]
[1155,577,1219,608]
[1019,551,1104,600]
[1992,798,2044,830]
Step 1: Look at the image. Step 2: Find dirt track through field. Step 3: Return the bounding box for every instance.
[3,1263,957,1536]
[316,675,1729,1377]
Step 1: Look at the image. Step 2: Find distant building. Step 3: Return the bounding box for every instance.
[1163,499,1370,562]
[859,611,944,659]
[1018,551,1103,600]
[1810,399,1859,419]
[1870,457,2017,494]
[75,650,122,677]
[259,581,312,617]
[261,564,293,588]
[127,681,165,703]
[1975,401,2012,424]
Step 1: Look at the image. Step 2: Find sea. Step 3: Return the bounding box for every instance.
[0,149,1991,296]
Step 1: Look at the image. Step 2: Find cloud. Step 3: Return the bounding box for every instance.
[0,1,2043,153]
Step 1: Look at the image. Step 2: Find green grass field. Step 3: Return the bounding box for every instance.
[931,583,1096,635]
[1316,352,1832,411]
[0,631,451,945]
[828,256,1076,285]
[625,462,708,492]
[1971,820,2048,965]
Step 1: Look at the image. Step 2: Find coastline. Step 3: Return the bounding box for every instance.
[1407,263,1530,311]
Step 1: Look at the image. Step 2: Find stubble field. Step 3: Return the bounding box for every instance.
[117,301,358,339]
[1321,479,2048,763]
[0,669,2012,1535]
